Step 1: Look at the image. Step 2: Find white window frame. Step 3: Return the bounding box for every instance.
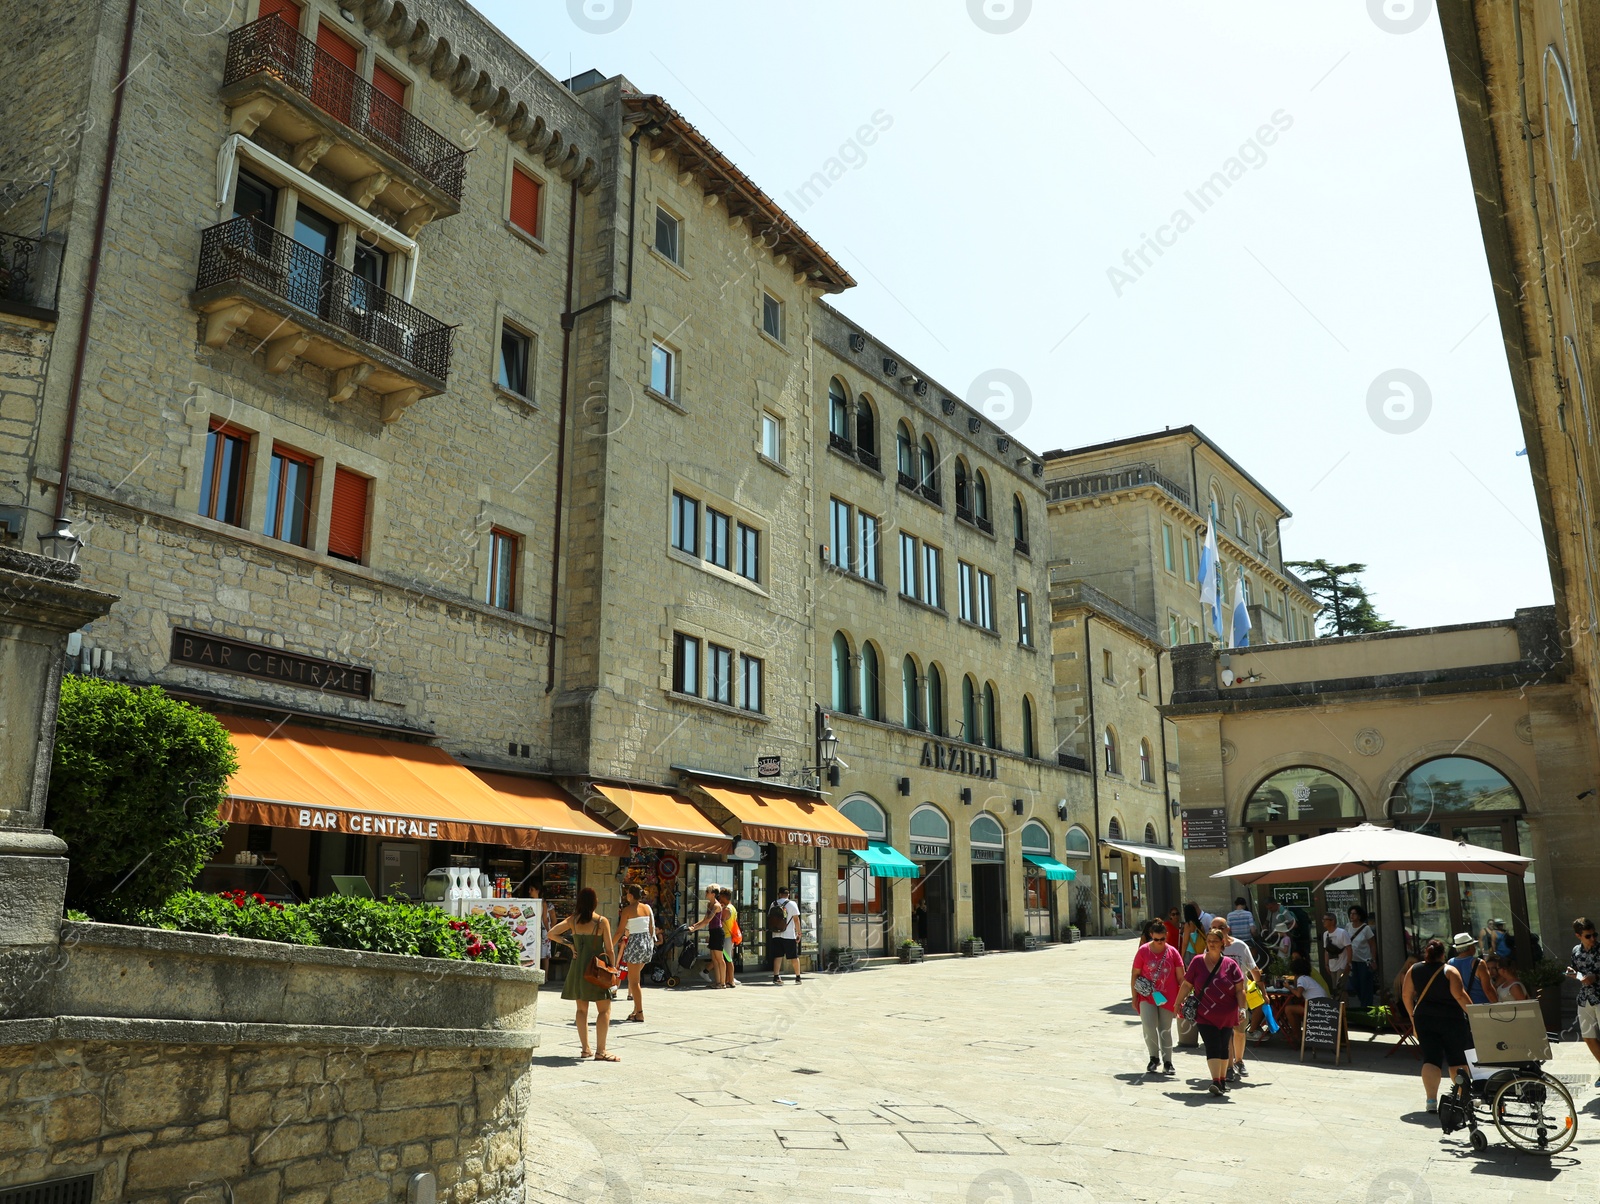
[650,340,677,400]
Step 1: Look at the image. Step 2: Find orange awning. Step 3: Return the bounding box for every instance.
[588,784,731,855]
[472,772,630,858]
[218,715,543,848]
[697,785,869,850]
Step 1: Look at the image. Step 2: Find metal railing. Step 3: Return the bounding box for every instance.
[0,230,60,312]
[918,483,941,505]
[975,513,994,535]
[955,501,973,523]
[897,470,917,491]
[1047,462,1191,509]
[828,431,853,455]
[224,16,467,202]
[1014,536,1030,556]
[857,447,881,472]
[196,216,453,381]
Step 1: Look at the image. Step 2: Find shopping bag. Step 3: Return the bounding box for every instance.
[1245,979,1265,1010]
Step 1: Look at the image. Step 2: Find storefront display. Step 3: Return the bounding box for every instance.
[460,898,544,967]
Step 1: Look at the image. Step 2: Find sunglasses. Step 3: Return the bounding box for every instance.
[1583,932,1597,939]
[1149,933,1167,940]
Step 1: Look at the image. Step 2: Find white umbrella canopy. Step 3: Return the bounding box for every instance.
[1213,823,1532,885]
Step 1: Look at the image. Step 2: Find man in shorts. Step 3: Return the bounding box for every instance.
[1570,917,1600,1086]
[769,886,803,985]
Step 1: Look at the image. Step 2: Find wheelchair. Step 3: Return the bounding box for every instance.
[1436,1002,1578,1154]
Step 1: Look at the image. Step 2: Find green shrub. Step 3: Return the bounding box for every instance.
[47,678,236,918]
[153,890,316,945]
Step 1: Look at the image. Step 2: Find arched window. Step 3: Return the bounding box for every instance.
[974,471,990,522]
[970,813,1004,849]
[910,804,950,843]
[1021,696,1036,759]
[830,632,852,713]
[1144,822,1159,845]
[954,458,971,512]
[982,682,998,749]
[840,795,887,841]
[896,421,915,479]
[1012,494,1027,544]
[1107,816,1123,840]
[1021,821,1050,853]
[1103,726,1119,774]
[1139,739,1153,783]
[1245,766,1363,824]
[920,435,939,494]
[856,395,877,460]
[1209,486,1222,524]
[1255,516,1267,557]
[926,663,945,736]
[901,654,920,730]
[828,378,851,444]
[1387,757,1524,819]
[1064,825,1092,857]
[1233,501,1246,539]
[962,676,978,744]
[859,642,881,721]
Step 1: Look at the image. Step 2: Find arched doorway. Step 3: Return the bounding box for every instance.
[908,804,954,953]
[1243,766,1367,959]
[1020,821,1056,940]
[1388,756,1541,963]
[837,796,890,954]
[970,813,1007,950]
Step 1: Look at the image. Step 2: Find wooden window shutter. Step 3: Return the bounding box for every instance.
[509,167,541,237]
[316,22,359,70]
[327,467,369,561]
[371,62,406,108]
[258,0,302,27]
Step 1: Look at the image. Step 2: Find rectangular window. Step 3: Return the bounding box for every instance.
[1138,667,1148,698]
[736,522,760,583]
[921,543,942,609]
[265,446,314,546]
[957,561,974,621]
[654,206,680,263]
[486,527,518,610]
[650,341,675,399]
[705,507,731,570]
[707,643,733,705]
[327,466,369,563]
[670,491,699,556]
[498,322,530,397]
[977,570,995,630]
[200,422,249,526]
[899,532,918,598]
[1017,589,1033,647]
[761,412,781,461]
[672,632,700,695]
[858,511,880,583]
[762,292,783,341]
[740,653,763,713]
[1162,523,1174,573]
[1182,536,1195,583]
[1102,649,1114,682]
[369,60,407,141]
[829,498,852,570]
[510,165,542,238]
[1168,614,1180,646]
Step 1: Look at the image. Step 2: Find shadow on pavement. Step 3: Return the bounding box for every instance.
[1162,1088,1229,1107]
[1445,1145,1573,1180]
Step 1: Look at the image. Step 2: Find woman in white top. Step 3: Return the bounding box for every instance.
[1483,955,1529,1002]
[1283,952,1327,1043]
[617,884,660,1024]
[1346,905,1379,1009]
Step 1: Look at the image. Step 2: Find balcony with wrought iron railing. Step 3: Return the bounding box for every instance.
[221,16,467,225]
[1046,462,1192,510]
[193,216,453,419]
[0,230,64,321]
[856,446,881,472]
[828,431,854,456]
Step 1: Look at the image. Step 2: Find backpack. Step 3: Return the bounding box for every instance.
[768,900,789,935]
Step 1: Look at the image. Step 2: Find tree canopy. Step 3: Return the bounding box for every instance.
[1285,559,1400,638]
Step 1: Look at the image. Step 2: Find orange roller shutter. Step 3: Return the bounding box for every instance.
[509,167,541,237]
[369,61,407,143]
[372,62,406,107]
[327,467,369,562]
[316,22,359,69]
[258,0,301,27]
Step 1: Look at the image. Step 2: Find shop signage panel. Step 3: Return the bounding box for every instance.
[918,742,999,780]
[1180,806,1228,850]
[171,627,372,698]
[971,847,1005,862]
[220,798,541,849]
[910,842,949,859]
[756,755,781,778]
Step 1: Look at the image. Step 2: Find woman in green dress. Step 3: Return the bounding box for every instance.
[549,886,620,1061]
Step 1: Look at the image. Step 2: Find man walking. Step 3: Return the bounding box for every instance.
[1320,913,1352,1001]
[1226,897,1257,940]
[1569,917,1600,1086]
[769,886,803,985]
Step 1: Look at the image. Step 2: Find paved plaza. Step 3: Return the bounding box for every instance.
[523,939,1600,1203]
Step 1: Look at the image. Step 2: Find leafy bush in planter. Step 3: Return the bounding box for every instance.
[47,678,236,918]
[158,889,316,945]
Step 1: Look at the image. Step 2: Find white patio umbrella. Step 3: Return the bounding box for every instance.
[1212,823,1532,885]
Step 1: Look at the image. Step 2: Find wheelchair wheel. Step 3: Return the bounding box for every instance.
[665,975,680,988]
[1491,1072,1577,1154]
[1469,1129,1488,1153]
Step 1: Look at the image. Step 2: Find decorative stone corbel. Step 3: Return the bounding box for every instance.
[349,173,391,209]
[406,19,432,59]
[363,0,394,26]
[450,58,477,98]
[203,303,254,348]
[541,130,565,166]
[793,271,807,286]
[264,331,311,373]
[330,363,375,403]
[774,253,789,268]
[702,193,719,209]
[381,386,424,423]
[429,37,455,80]
[555,145,581,178]
[398,202,436,237]
[577,158,599,193]
[504,103,532,140]
[292,135,335,173]
[649,146,667,163]
[525,119,552,155]
[677,170,693,187]
[228,97,277,137]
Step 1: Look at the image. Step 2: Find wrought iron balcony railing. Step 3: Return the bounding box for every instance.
[224,16,466,202]
[0,230,61,315]
[918,483,942,506]
[1047,462,1191,509]
[896,470,917,491]
[975,514,994,535]
[1014,536,1030,556]
[196,216,452,381]
[828,431,854,455]
[856,447,881,472]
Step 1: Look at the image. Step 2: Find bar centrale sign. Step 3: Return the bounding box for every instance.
[297,808,439,839]
[919,741,999,780]
[171,627,372,699]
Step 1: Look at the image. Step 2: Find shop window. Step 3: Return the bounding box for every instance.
[840,796,887,840]
[1064,826,1092,856]
[1387,757,1523,818]
[265,445,314,547]
[672,632,701,696]
[971,813,1004,848]
[1245,766,1362,824]
[910,804,950,842]
[486,527,518,610]
[200,421,249,526]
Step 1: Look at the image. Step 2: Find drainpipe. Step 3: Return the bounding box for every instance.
[1156,648,1173,851]
[53,0,140,525]
[1083,612,1102,935]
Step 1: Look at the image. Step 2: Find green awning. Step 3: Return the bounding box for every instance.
[851,842,921,879]
[1024,853,1076,881]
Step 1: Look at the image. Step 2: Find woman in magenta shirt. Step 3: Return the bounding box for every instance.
[1130,919,1184,1075]
[1175,927,1249,1097]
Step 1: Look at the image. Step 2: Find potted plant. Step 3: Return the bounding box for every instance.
[960,936,985,958]
[831,946,860,972]
[1521,957,1570,1033]
[1014,930,1039,951]
[899,938,925,964]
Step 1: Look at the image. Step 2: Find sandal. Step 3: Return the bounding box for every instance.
[594,1051,620,1062]
[577,1050,593,1059]
[627,1012,644,1023]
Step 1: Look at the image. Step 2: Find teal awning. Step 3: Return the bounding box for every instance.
[852,842,921,879]
[1024,853,1076,881]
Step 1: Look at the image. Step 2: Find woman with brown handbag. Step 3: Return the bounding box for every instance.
[550,886,621,1061]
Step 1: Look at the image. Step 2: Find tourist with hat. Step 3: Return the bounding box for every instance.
[1446,931,1492,1006]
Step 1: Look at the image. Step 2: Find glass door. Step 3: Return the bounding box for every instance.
[290,204,338,320]
[838,860,887,954]
[790,867,819,958]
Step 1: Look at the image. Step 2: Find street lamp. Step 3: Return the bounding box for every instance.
[37,517,83,564]
[807,705,843,788]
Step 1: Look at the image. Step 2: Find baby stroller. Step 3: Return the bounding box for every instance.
[1437,1000,1578,1154]
[646,924,694,987]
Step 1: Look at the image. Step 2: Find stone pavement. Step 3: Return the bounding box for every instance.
[521,939,1600,1203]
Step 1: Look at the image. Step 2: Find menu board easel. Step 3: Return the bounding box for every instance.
[1301,997,1347,1063]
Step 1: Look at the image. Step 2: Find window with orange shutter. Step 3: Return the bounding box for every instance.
[370,62,407,143]
[314,22,360,124]
[327,467,370,563]
[509,167,542,238]
[258,0,302,28]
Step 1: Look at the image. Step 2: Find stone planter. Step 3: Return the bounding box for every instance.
[1014,933,1040,952]
[1061,925,1081,944]
[831,946,860,972]
[960,937,985,958]
[898,942,925,964]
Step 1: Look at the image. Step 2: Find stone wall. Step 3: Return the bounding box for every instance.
[0,319,52,517]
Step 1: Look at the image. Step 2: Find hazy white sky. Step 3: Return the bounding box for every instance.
[482,0,1544,630]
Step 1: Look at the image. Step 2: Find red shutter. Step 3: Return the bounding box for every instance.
[327,467,369,562]
[313,22,359,123]
[369,61,407,143]
[257,0,301,28]
[372,62,406,107]
[316,22,359,69]
[509,167,541,237]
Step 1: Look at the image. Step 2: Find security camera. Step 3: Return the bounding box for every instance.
[832,756,850,771]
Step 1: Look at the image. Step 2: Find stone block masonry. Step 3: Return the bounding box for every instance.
[0,1038,531,1204]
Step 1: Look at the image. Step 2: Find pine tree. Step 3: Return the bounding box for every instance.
[1284,559,1399,638]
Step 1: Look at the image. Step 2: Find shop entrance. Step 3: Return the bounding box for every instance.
[909,804,954,953]
[970,813,1007,951]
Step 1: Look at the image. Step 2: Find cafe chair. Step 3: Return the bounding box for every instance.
[1385,1007,1420,1060]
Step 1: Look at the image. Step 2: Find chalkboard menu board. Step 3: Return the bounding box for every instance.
[1181,807,1228,850]
[1301,996,1346,1062]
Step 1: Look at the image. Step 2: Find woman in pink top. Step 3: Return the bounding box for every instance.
[1175,927,1249,1097]
[1130,918,1185,1075]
